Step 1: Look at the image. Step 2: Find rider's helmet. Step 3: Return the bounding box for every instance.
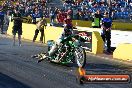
[63,24,73,36]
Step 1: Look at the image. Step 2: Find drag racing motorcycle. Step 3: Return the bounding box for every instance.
[32,34,87,68]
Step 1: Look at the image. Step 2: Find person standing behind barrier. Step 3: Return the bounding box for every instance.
[56,9,65,26]
[12,9,23,46]
[31,9,41,24]
[64,15,73,29]
[33,17,47,43]
[101,12,112,53]
[0,9,4,34]
[50,9,55,26]
[3,11,10,34]
[92,10,103,28]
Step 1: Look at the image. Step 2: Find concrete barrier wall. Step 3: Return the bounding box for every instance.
[7,22,63,43]
[44,26,63,43]
[112,22,132,30]
[7,22,104,54]
[73,20,132,31]
[92,31,104,54]
[8,22,39,41]
[45,18,132,31]
[113,44,132,61]
[77,29,104,54]
[14,17,132,31]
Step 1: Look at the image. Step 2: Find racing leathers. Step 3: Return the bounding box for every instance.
[48,27,73,57]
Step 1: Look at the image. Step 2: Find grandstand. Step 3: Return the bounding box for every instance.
[0,0,132,22]
[62,0,132,21]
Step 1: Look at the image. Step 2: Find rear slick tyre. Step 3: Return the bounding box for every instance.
[75,47,86,68]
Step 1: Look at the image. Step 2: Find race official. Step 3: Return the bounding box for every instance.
[101,12,112,53]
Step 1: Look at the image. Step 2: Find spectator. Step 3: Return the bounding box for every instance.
[72,8,78,19]
[130,12,132,21]
[54,7,58,19]
[66,7,73,18]
[101,12,112,53]
[0,9,4,34]
[49,10,55,26]
[3,11,10,34]
[92,10,103,28]
[84,11,89,21]
[64,15,73,29]
[31,8,41,24]
[76,9,80,20]
[12,9,22,46]
[56,9,64,25]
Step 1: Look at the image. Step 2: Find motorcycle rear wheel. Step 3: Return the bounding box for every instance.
[74,47,86,68]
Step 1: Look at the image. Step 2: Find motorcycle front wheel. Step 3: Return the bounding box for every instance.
[74,47,86,68]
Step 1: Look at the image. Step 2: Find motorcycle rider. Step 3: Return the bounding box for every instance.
[37,24,73,63]
[50,24,73,60]
[36,15,83,63]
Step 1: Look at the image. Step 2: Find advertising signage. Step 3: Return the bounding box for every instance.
[73,30,92,52]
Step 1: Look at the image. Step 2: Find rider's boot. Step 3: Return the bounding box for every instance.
[31,54,39,58]
[38,53,49,63]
